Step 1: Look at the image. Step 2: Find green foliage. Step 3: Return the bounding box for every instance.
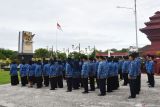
[57,52,67,60]
[0,49,18,62]
[34,48,49,58]
[68,52,86,59]
[0,71,10,85]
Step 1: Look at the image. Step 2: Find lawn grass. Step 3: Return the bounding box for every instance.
[0,70,10,85]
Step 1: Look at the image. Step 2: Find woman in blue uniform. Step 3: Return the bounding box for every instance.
[10,61,19,86]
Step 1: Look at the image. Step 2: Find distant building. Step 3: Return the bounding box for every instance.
[140,11,160,55]
[96,52,128,57]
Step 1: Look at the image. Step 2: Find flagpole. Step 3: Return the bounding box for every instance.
[56,26,58,58]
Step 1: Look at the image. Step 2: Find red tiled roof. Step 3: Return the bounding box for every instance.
[96,52,128,56]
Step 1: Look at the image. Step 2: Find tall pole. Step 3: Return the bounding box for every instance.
[79,43,81,53]
[18,32,21,53]
[56,29,58,58]
[134,0,138,51]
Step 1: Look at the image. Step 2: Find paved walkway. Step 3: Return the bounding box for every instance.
[0,74,160,107]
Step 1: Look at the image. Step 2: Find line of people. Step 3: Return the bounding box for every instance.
[9,53,155,99]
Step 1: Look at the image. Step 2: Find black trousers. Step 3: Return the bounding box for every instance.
[11,75,19,85]
[114,76,119,90]
[107,77,112,92]
[57,76,63,88]
[147,73,149,82]
[50,77,57,89]
[89,76,95,90]
[99,78,106,95]
[80,77,83,87]
[119,69,123,80]
[32,76,36,85]
[129,79,136,98]
[36,76,43,88]
[44,76,49,87]
[136,74,141,94]
[73,78,80,89]
[28,76,34,86]
[149,73,155,87]
[67,77,73,91]
[21,76,28,86]
[123,73,129,85]
[96,78,100,88]
[82,78,88,92]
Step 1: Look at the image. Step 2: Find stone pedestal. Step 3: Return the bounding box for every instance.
[18,53,33,63]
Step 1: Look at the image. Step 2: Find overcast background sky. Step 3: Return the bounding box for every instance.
[0,0,160,52]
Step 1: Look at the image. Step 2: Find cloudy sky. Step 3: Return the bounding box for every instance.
[0,0,160,52]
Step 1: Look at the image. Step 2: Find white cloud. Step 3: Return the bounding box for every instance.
[0,0,159,51]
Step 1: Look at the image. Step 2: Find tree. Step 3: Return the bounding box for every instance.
[0,52,6,60]
[68,52,86,59]
[34,48,49,58]
[57,52,67,60]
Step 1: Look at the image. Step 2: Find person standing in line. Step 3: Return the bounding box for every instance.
[20,61,28,86]
[43,60,50,87]
[107,57,114,92]
[35,60,43,88]
[145,55,150,84]
[128,54,137,99]
[10,61,19,86]
[81,56,89,94]
[112,57,119,90]
[122,56,130,86]
[72,59,81,89]
[97,56,108,96]
[49,60,57,90]
[118,57,124,80]
[27,60,35,88]
[134,53,142,94]
[95,56,100,89]
[65,58,73,92]
[88,57,96,91]
[147,55,155,87]
[57,60,64,88]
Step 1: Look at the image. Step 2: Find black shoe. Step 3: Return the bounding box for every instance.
[149,85,154,88]
[89,89,95,91]
[98,93,106,96]
[128,96,136,99]
[107,91,113,93]
[66,90,72,92]
[82,91,89,94]
[50,88,55,90]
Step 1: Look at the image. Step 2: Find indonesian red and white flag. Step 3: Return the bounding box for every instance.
[57,22,63,31]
